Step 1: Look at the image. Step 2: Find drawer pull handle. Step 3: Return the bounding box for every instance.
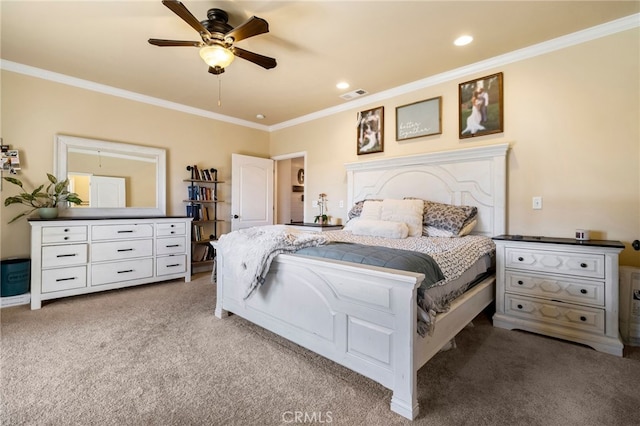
[64,228,70,232]
[580,316,587,322]
[580,263,587,268]
[117,269,134,274]
[171,231,175,234]
[517,280,524,285]
[580,289,587,294]
[517,304,523,309]
[117,230,134,233]
[56,253,77,258]
[64,237,69,241]
[117,248,134,252]
[517,257,524,261]
[55,277,77,282]
[171,225,175,228]
[166,244,180,248]
[166,263,180,267]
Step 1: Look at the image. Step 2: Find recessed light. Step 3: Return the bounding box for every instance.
[454,35,473,46]
[256,114,265,120]
[336,82,350,90]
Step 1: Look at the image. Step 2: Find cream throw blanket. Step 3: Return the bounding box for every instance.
[215,225,328,299]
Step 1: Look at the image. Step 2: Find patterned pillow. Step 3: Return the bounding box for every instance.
[424,201,477,234]
[405,197,477,234]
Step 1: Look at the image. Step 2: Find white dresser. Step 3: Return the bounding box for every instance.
[492,235,625,356]
[29,217,192,309]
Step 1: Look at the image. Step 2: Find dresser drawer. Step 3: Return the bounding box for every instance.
[156,237,187,255]
[505,248,604,279]
[505,294,605,334]
[157,222,186,237]
[91,258,153,286]
[42,226,87,244]
[505,271,605,307]
[42,266,87,293]
[42,244,88,268]
[91,224,153,241]
[157,255,187,276]
[91,239,153,262]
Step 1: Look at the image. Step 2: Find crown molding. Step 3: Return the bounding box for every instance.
[0,60,269,132]
[2,13,637,133]
[270,13,639,132]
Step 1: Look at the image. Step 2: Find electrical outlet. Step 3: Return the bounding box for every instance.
[339,200,344,208]
[532,196,542,210]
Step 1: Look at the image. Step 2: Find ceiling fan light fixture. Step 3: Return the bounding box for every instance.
[199,44,235,68]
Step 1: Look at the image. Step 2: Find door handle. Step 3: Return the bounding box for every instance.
[233,215,239,219]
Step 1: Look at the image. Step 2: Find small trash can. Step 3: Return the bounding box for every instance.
[1,258,31,297]
[620,266,640,346]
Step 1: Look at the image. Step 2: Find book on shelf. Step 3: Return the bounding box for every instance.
[202,169,212,181]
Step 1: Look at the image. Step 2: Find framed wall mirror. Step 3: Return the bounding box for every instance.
[54,134,167,217]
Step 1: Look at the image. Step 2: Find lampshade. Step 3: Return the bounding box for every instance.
[199,45,235,68]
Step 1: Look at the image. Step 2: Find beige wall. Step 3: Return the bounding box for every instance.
[270,29,640,266]
[0,71,270,259]
[1,28,638,268]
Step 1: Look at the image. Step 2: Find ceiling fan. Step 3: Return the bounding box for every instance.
[149,0,277,75]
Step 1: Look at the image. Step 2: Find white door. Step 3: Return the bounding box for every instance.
[90,176,126,208]
[231,154,274,231]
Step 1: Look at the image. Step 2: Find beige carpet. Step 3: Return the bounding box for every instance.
[1,273,639,425]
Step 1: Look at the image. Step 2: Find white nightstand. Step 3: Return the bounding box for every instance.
[492,235,625,356]
[285,223,343,233]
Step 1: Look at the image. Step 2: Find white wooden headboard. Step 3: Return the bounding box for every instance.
[344,143,510,237]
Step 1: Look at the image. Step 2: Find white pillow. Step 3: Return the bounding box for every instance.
[360,200,383,220]
[380,199,423,237]
[349,219,409,239]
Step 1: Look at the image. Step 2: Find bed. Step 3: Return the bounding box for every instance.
[213,143,509,420]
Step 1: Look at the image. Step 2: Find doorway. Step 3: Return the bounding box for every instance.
[273,152,306,225]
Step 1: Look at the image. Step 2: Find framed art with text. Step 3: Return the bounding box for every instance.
[396,96,442,141]
[357,106,384,155]
[459,72,503,139]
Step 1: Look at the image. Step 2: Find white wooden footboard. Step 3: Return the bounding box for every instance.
[215,250,496,420]
[215,251,424,419]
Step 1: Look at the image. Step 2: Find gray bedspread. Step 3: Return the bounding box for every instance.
[296,242,446,336]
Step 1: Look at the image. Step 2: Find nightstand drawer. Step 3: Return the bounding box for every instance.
[42,244,88,268]
[505,294,605,334]
[505,271,605,307]
[505,248,604,279]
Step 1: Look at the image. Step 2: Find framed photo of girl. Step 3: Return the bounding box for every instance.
[458,72,503,139]
[356,106,384,155]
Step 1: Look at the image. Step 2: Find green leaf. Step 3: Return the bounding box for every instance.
[3,177,24,188]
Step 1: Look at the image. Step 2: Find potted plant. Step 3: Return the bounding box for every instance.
[3,173,83,223]
[313,193,329,225]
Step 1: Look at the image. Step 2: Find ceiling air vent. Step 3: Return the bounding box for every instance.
[340,89,368,100]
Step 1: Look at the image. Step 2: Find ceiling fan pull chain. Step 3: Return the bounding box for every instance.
[218,75,222,107]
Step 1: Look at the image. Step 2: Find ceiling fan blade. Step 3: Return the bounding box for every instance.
[224,16,269,43]
[162,0,211,38]
[148,38,202,47]
[231,46,277,70]
[208,66,225,75]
